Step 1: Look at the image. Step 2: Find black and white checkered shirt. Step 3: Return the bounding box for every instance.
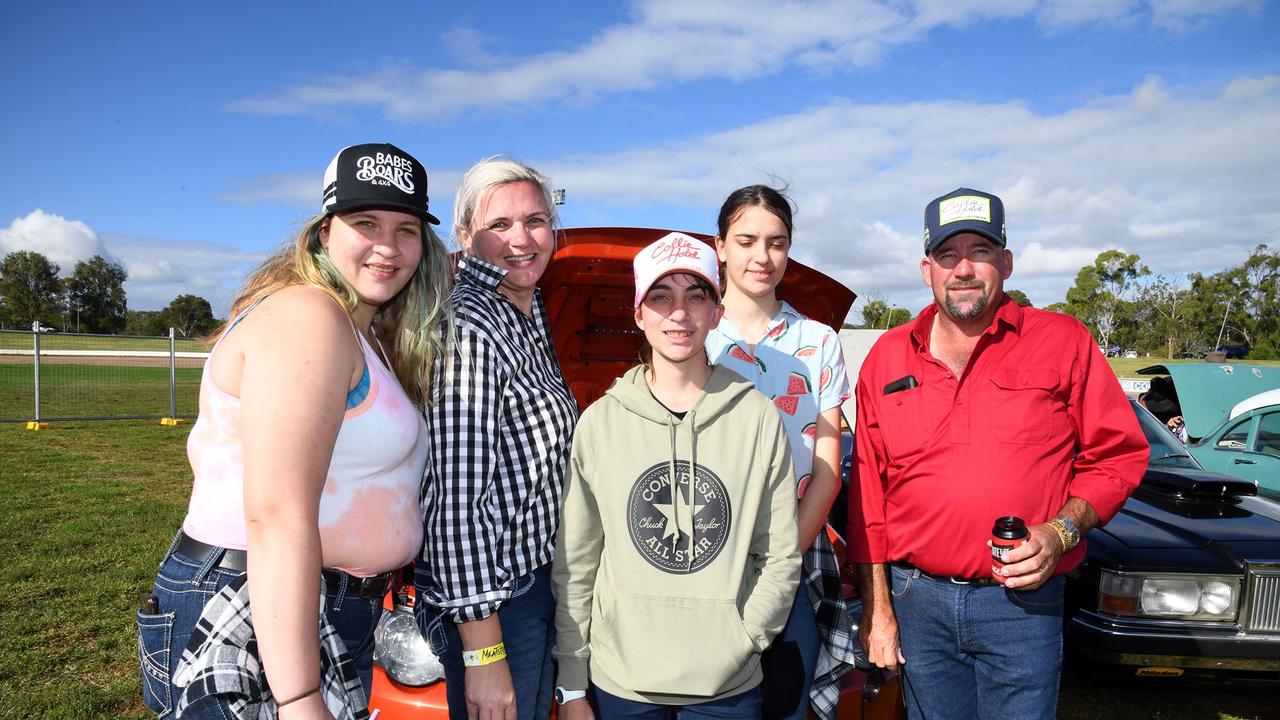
[417,256,578,623]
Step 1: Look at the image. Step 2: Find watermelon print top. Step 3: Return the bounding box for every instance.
[706,301,851,493]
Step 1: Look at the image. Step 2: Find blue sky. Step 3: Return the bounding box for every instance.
[2,0,1278,321]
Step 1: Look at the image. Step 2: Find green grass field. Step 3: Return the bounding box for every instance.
[0,331,205,423]
[0,365,201,421]
[1108,357,1280,377]
[0,422,193,719]
[0,332,209,354]
[0,421,1275,719]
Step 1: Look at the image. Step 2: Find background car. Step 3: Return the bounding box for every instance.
[1135,363,1280,442]
[368,227,904,720]
[1187,388,1280,493]
[1063,399,1280,682]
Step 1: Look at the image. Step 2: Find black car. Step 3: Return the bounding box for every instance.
[1064,399,1280,681]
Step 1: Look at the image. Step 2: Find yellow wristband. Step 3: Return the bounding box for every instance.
[462,641,507,667]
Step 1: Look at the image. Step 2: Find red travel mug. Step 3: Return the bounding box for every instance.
[991,516,1029,583]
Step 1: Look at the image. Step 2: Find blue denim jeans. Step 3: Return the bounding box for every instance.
[593,684,762,720]
[135,534,243,719]
[323,570,385,695]
[415,565,556,720]
[135,533,382,719]
[760,584,819,720]
[889,564,1064,720]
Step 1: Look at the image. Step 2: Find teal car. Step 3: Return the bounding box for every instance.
[1136,363,1280,493]
[1187,389,1280,493]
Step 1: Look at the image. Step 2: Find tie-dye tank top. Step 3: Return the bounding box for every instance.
[182,303,428,576]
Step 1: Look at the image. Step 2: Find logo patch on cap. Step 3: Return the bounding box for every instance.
[355,152,417,195]
[938,196,991,226]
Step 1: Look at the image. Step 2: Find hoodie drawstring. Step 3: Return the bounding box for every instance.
[686,409,697,571]
[666,410,701,570]
[667,414,679,555]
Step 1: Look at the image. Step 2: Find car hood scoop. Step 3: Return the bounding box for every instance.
[1102,468,1280,549]
[1141,466,1257,498]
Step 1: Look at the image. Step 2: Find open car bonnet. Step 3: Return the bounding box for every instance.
[536,227,856,410]
[1138,363,1280,439]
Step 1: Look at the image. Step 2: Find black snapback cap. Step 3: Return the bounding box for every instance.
[322,143,440,225]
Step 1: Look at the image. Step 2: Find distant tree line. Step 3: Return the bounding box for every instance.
[1046,245,1280,360]
[847,245,1280,360]
[0,250,220,337]
[9,243,1278,357]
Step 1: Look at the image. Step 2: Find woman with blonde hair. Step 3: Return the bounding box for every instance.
[136,143,451,719]
[417,157,579,720]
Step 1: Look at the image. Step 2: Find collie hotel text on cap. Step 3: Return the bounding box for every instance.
[632,232,722,308]
[923,187,1006,255]
[322,143,441,225]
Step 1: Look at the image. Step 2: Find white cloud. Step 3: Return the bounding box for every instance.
[1035,0,1142,31]
[213,64,1280,320]
[218,168,464,226]
[1224,75,1280,101]
[217,172,314,207]
[105,235,264,314]
[0,209,109,274]
[0,208,264,315]
[536,72,1280,316]
[1147,0,1263,31]
[226,0,1260,122]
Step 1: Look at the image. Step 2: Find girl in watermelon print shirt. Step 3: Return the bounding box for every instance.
[704,185,856,720]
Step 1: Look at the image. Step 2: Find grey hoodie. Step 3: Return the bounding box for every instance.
[552,364,801,704]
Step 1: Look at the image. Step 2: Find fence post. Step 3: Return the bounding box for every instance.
[27,322,47,430]
[161,327,184,426]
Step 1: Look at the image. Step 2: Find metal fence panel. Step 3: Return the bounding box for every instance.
[0,329,208,423]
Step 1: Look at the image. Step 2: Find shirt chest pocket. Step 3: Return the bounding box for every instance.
[988,367,1065,444]
[877,389,927,459]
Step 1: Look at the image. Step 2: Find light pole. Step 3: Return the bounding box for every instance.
[1215,299,1231,351]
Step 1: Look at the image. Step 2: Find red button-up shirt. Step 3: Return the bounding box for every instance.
[849,296,1148,578]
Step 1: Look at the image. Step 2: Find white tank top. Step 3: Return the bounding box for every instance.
[182,303,427,576]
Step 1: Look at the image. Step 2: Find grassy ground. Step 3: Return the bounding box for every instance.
[0,421,192,719]
[0,364,201,421]
[0,332,209,354]
[1108,357,1280,377]
[1,422,1275,719]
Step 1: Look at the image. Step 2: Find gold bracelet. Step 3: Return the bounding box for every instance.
[1046,519,1071,552]
[462,641,507,667]
[276,685,320,708]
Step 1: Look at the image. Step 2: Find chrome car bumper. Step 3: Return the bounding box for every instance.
[1068,609,1280,672]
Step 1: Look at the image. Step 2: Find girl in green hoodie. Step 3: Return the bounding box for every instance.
[552,233,801,720]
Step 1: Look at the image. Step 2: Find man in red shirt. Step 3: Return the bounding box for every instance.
[848,187,1148,719]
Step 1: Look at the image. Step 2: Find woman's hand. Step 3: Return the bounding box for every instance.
[465,661,516,720]
[457,616,514,720]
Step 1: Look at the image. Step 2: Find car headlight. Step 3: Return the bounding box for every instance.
[1098,570,1240,621]
[372,605,445,686]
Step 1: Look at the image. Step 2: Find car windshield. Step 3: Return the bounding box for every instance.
[1129,399,1203,470]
